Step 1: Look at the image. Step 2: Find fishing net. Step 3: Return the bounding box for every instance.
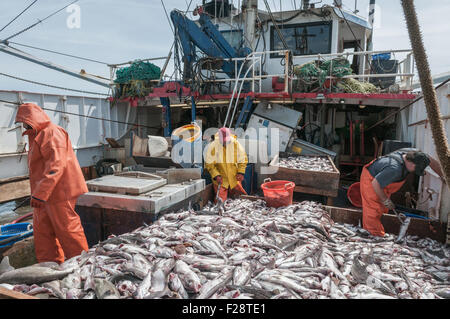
[336,78,379,94]
[114,60,161,84]
[113,60,161,98]
[293,57,379,94]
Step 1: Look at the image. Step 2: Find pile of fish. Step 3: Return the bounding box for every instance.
[278,156,335,172]
[0,199,448,299]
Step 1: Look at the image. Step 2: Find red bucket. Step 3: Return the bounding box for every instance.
[261,178,295,208]
[347,182,362,208]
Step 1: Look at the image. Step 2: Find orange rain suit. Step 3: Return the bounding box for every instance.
[205,134,248,202]
[360,160,406,237]
[15,103,89,264]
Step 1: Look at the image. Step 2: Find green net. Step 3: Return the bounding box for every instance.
[114,60,161,84]
[293,58,378,93]
[113,60,161,98]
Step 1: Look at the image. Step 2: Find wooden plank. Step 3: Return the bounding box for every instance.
[0,175,29,184]
[167,168,202,184]
[0,179,30,203]
[294,185,338,197]
[0,287,38,299]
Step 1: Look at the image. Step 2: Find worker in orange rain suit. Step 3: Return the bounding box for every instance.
[360,148,445,237]
[15,103,89,264]
[205,127,248,202]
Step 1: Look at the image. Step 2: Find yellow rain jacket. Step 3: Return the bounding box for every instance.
[204,134,248,190]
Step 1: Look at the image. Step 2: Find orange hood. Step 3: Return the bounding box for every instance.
[15,103,51,134]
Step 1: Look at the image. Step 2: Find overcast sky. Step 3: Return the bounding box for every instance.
[0,0,449,97]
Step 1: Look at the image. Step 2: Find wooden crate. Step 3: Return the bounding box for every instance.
[269,153,340,197]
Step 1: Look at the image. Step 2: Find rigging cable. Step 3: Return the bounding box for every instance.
[335,4,375,74]
[0,98,160,130]
[0,0,38,33]
[6,41,109,65]
[262,0,289,50]
[1,0,79,43]
[0,71,110,96]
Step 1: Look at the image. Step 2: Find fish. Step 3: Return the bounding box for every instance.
[94,278,120,299]
[1,198,447,300]
[196,271,233,299]
[168,273,189,299]
[174,260,202,293]
[134,269,153,299]
[351,256,369,284]
[0,265,75,285]
[395,217,411,244]
[278,156,335,172]
[0,257,14,275]
[232,261,252,286]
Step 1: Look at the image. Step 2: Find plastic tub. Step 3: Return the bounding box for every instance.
[0,222,33,248]
[261,178,295,208]
[347,182,362,208]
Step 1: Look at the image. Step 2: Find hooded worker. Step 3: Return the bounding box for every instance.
[15,103,89,264]
[204,127,248,202]
[360,148,445,237]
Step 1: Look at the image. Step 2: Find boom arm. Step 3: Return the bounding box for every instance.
[170,10,250,80]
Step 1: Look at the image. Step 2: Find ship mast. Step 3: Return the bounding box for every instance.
[242,0,258,51]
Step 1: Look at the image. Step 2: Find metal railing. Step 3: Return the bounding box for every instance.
[201,48,415,95]
[291,49,415,91]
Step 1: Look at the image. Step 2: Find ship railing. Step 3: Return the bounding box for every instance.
[202,49,415,94]
[201,50,290,95]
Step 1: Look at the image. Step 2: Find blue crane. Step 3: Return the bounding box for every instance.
[170,9,251,81]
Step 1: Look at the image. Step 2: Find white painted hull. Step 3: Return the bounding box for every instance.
[0,90,134,180]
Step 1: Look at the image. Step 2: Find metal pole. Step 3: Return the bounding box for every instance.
[160,97,172,137]
[367,0,376,51]
[191,96,196,122]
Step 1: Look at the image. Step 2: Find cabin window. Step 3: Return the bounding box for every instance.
[270,21,332,58]
[220,30,244,51]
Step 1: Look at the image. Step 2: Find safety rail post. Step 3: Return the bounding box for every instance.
[252,55,255,92]
[284,50,289,93]
[160,97,171,137]
[191,96,196,122]
[259,54,262,93]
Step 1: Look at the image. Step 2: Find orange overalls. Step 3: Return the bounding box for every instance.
[213,182,247,203]
[360,159,406,237]
[15,103,89,264]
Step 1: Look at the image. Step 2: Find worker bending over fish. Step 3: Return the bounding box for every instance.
[360,148,445,237]
[15,103,89,264]
[205,127,248,202]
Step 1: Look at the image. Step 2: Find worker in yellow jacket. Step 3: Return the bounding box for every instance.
[205,127,248,202]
